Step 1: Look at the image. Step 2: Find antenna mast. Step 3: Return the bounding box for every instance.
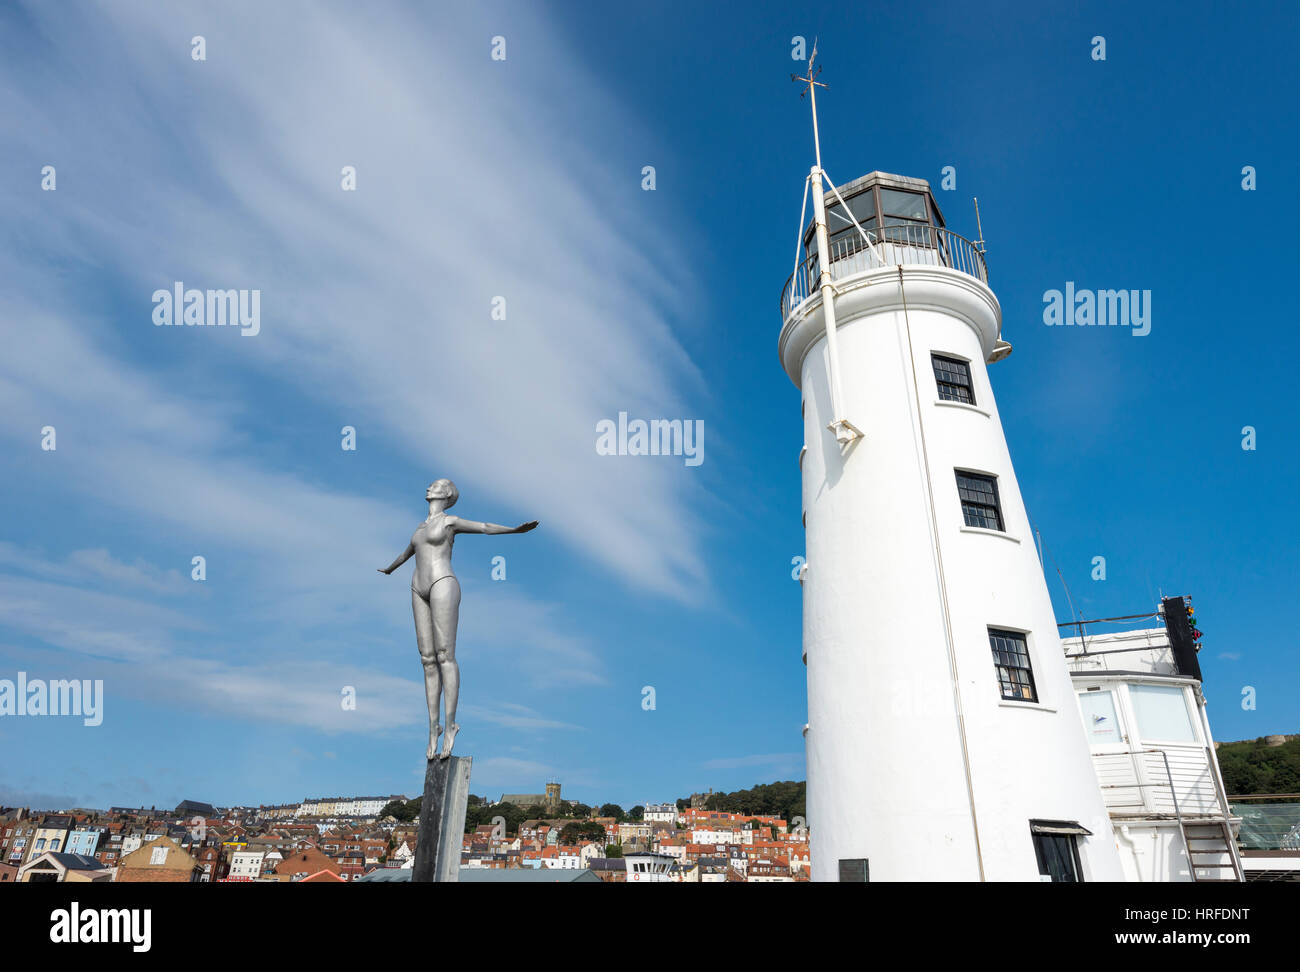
[792,42,862,447]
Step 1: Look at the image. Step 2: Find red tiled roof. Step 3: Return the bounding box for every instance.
[300,869,346,883]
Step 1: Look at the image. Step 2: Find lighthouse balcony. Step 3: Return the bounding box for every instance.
[780,223,988,324]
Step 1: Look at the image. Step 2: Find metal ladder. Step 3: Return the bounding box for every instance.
[1179,818,1243,882]
[1136,748,1244,882]
[1161,745,1244,882]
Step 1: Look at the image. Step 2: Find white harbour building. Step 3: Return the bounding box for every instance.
[1063,597,1244,882]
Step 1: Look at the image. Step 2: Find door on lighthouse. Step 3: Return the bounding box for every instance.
[1077,687,1142,811]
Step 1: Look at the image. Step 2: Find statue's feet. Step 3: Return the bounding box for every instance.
[427,725,442,762]
[439,723,459,759]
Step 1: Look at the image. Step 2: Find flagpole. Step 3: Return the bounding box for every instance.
[794,45,861,446]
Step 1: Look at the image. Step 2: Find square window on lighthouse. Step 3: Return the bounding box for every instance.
[989,629,1038,702]
[956,471,1003,531]
[932,354,975,404]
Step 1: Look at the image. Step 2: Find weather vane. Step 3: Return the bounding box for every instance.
[790,38,828,169]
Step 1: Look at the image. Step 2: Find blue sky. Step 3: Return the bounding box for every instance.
[1,0,1296,812]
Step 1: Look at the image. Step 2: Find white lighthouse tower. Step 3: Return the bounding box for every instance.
[783,55,1123,881]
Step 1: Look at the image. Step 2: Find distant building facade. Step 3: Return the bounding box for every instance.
[295,795,403,818]
[116,837,202,883]
[497,782,561,814]
[643,803,676,824]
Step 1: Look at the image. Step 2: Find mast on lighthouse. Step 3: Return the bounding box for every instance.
[790,42,872,447]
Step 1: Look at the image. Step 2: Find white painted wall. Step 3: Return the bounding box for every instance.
[1112,821,1195,882]
[784,260,1123,882]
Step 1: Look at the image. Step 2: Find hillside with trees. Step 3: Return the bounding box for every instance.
[677,780,806,822]
[1218,737,1300,797]
[382,795,609,836]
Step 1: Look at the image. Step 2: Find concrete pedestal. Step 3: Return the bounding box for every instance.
[411,755,472,882]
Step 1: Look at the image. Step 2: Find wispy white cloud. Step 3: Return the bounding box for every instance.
[0,565,591,736]
[65,549,190,595]
[461,584,608,688]
[469,755,601,793]
[0,784,83,812]
[0,0,711,602]
[0,576,201,664]
[461,701,584,732]
[0,1,701,800]
[0,543,186,595]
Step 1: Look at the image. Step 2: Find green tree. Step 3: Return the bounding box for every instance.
[599,803,625,822]
[483,801,528,837]
[559,821,607,844]
[463,801,489,833]
[380,798,420,823]
[604,844,623,858]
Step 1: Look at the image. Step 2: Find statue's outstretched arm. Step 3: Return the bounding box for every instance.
[378,542,415,574]
[450,517,539,536]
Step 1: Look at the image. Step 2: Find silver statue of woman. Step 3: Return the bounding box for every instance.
[379,479,538,760]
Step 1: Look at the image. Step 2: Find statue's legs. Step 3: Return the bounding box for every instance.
[412,589,442,760]
[430,576,461,758]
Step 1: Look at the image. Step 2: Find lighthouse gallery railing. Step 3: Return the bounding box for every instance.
[780,224,988,322]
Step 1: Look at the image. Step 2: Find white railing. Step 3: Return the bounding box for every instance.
[780,224,988,322]
[1092,748,1223,816]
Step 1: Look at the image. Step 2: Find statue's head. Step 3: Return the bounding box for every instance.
[426,478,459,509]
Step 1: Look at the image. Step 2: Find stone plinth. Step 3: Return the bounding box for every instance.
[411,755,472,882]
